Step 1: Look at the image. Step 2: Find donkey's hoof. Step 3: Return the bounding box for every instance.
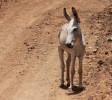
[59,84,65,88]
[66,83,70,88]
[68,87,74,93]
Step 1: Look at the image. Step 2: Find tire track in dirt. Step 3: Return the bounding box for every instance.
[0,0,66,100]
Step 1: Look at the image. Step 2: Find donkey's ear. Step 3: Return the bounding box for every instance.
[72,7,80,23]
[63,8,71,21]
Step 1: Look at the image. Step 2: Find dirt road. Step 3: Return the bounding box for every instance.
[0,0,111,100]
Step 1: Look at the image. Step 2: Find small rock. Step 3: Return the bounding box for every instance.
[29,26,33,29]
[47,32,50,34]
[86,52,90,56]
[50,41,53,44]
[91,32,94,35]
[95,35,99,39]
[93,49,98,54]
[47,12,51,15]
[97,60,104,65]
[35,24,39,26]
[84,80,89,85]
[29,46,35,50]
[24,42,29,46]
[86,42,88,44]
[19,71,24,76]
[105,51,108,55]
[45,21,50,25]
[107,37,112,42]
[37,56,39,59]
[96,46,99,49]
[28,46,35,52]
[88,46,92,49]
[86,51,93,58]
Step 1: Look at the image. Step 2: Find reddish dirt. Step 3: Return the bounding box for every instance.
[0,0,111,100]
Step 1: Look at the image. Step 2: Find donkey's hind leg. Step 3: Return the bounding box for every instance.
[78,56,83,87]
[66,53,71,87]
[58,46,65,88]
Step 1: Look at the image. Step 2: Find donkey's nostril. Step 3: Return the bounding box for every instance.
[66,43,73,48]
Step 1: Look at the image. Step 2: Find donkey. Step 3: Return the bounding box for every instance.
[58,7,85,92]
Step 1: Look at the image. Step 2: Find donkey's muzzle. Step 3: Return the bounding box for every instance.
[66,43,73,48]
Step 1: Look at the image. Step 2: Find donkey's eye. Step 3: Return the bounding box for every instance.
[73,28,78,32]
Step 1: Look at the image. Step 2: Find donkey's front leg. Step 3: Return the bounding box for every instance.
[66,53,71,87]
[58,46,65,88]
[68,55,76,92]
[78,56,83,87]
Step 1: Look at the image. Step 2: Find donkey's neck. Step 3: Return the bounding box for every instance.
[74,31,85,46]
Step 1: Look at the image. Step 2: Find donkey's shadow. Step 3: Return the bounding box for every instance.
[60,85,85,95]
[67,85,85,95]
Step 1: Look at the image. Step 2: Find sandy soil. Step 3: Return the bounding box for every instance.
[0,0,111,100]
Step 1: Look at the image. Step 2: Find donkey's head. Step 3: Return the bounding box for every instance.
[64,7,80,48]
